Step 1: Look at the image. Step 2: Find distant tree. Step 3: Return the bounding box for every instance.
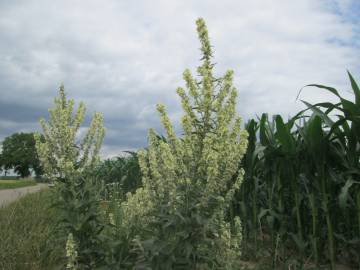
[0,153,3,174]
[1,132,44,178]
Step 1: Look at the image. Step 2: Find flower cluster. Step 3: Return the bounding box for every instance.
[66,233,78,270]
[35,84,105,180]
[124,18,248,268]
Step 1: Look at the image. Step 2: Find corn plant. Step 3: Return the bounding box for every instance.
[237,72,360,269]
[91,152,142,201]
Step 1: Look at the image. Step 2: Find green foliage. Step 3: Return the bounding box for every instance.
[237,73,360,269]
[0,132,44,177]
[35,85,107,269]
[14,16,359,270]
[0,153,3,174]
[91,152,142,200]
[0,190,63,270]
[118,18,248,269]
[55,174,105,269]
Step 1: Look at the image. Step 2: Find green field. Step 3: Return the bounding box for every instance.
[0,179,37,189]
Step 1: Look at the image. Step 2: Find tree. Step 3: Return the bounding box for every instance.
[122,18,248,269]
[0,153,3,174]
[0,132,43,178]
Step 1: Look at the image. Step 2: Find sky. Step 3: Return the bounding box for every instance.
[0,0,359,158]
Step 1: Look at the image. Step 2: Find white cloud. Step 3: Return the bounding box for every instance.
[0,0,359,155]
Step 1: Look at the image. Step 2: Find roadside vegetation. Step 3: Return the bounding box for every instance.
[0,18,359,270]
[0,190,62,270]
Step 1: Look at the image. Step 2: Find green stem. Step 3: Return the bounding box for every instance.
[321,172,335,270]
[357,192,360,243]
[294,188,304,250]
[309,193,319,267]
[356,191,360,270]
[253,177,258,250]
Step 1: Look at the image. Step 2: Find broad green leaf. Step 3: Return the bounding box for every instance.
[347,71,360,106]
[339,178,360,209]
[275,115,295,153]
[302,100,334,128]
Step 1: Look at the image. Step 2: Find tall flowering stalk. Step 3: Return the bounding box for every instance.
[35,85,106,268]
[35,84,105,180]
[66,233,78,270]
[124,18,248,269]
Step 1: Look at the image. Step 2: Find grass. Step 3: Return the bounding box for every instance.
[0,179,37,189]
[0,190,63,270]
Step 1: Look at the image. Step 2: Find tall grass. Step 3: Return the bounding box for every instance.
[0,190,63,270]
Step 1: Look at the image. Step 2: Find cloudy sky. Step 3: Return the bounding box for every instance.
[0,0,359,157]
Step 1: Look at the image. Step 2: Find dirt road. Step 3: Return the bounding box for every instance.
[0,184,48,207]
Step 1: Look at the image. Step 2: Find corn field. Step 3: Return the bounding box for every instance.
[235,73,360,269]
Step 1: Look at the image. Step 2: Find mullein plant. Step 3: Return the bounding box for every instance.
[121,18,248,269]
[35,84,105,181]
[35,85,106,269]
[66,233,78,270]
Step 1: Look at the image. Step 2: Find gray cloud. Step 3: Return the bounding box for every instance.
[0,0,359,157]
